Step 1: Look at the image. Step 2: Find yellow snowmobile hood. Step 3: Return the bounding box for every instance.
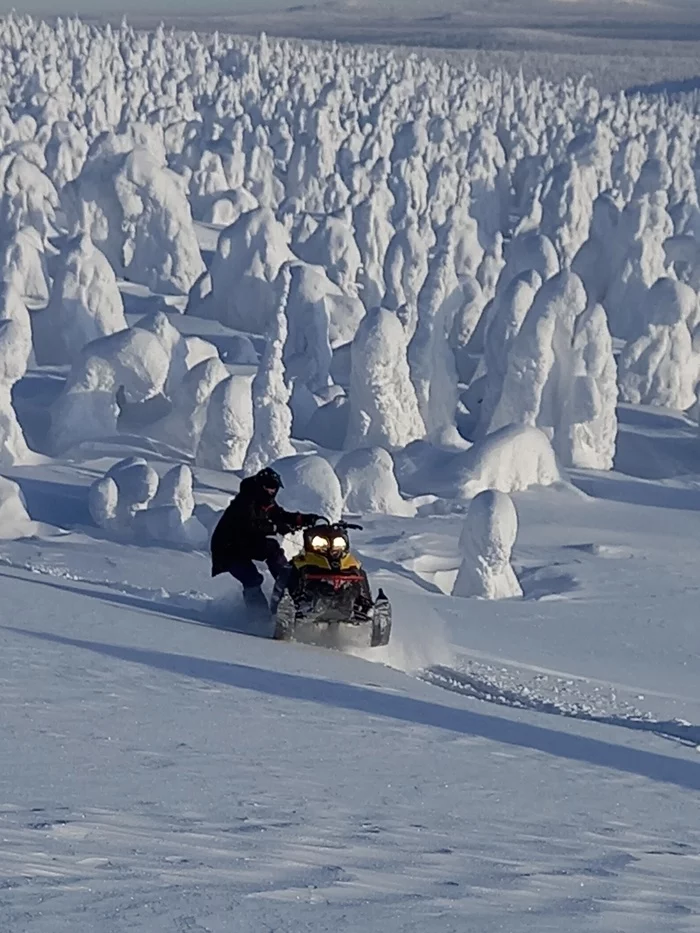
[293,550,362,572]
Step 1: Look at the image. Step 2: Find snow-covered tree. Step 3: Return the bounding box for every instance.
[618,277,700,410]
[0,281,33,466]
[346,307,425,450]
[489,271,617,470]
[243,265,296,474]
[452,489,522,600]
[197,374,254,471]
[34,233,126,366]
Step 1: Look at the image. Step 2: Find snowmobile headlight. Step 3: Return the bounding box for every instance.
[309,535,329,551]
[331,536,348,551]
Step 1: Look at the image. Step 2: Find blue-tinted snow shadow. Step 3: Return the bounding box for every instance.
[6,622,700,793]
[569,470,700,512]
[9,475,93,529]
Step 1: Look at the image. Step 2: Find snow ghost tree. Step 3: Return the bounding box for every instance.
[64,142,205,296]
[346,307,425,450]
[0,281,32,466]
[44,120,88,190]
[243,265,296,474]
[34,234,127,366]
[498,231,559,294]
[197,374,254,471]
[283,263,334,393]
[618,277,700,410]
[187,207,293,334]
[605,193,672,339]
[408,235,461,438]
[0,154,59,241]
[382,215,431,334]
[452,489,522,600]
[489,271,617,470]
[336,446,415,516]
[449,274,487,360]
[148,356,229,456]
[566,302,619,469]
[571,192,621,305]
[1,226,50,305]
[294,212,362,294]
[478,271,542,436]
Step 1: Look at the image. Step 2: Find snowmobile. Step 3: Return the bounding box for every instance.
[270,519,392,648]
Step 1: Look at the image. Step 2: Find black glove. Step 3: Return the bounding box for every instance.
[300,513,321,527]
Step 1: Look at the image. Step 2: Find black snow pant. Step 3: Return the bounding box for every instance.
[227,538,287,590]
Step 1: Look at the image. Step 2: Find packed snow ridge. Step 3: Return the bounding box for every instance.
[1,14,700,568]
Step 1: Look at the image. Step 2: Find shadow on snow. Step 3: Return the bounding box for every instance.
[5,620,700,794]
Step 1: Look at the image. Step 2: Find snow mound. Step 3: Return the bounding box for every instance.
[89,457,159,530]
[336,446,415,517]
[49,325,173,454]
[89,458,207,548]
[398,425,561,500]
[454,426,561,500]
[268,453,343,523]
[133,464,208,548]
[452,489,522,599]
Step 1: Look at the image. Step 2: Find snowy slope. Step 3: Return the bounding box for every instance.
[2,12,700,932]
[3,407,700,930]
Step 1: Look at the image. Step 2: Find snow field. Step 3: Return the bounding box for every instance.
[0,12,700,933]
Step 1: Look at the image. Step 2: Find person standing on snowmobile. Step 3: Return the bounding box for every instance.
[210,467,319,608]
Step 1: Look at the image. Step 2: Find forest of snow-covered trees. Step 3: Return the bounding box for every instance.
[0,14,699,533]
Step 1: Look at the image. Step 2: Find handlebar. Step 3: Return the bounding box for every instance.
[311,517,363,531]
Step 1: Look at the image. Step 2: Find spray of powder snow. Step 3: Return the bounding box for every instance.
[348,596,455,675]
[202,585,454,675]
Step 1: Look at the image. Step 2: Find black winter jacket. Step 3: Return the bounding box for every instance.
[210,477,307,575]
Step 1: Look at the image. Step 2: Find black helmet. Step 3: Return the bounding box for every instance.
[255,467,284,491]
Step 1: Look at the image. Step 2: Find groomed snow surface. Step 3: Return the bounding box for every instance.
[2,11,700,933]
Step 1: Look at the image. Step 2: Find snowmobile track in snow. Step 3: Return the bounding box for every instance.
[420,665,700,748]
[6,549,700,750]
